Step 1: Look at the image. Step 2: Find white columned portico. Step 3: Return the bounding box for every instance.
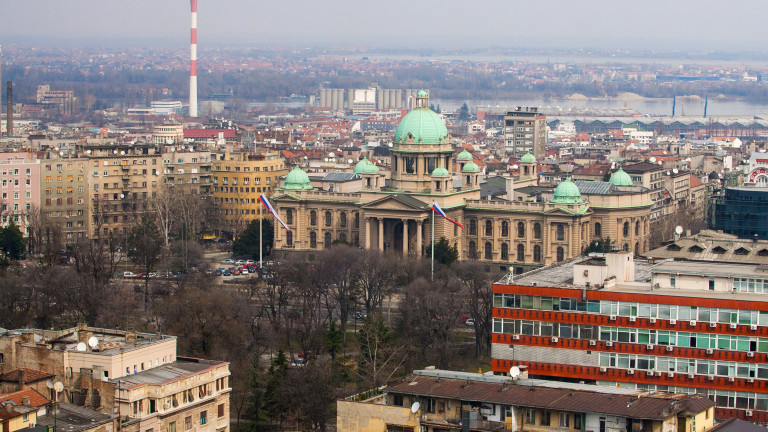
[378,218,384,251]
[402,219,409,256]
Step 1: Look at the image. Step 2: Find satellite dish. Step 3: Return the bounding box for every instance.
[46,380,54,389]
[658,161,663,165]
[411,402,420,413]
[76,342,87,352]
[649,157,656,163]
[675,226,684,235]
[510,366,521,379]
[88,336,99,348]
[511,164,519,169]
[53,382,64,393]
[672,168,678,174]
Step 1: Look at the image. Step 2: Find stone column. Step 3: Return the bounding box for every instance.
[416,220,423,256]
[402,219,409,256]
[365,217,371,249]
[378,218,384,251]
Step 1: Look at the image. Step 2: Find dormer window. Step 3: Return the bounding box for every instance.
[735,247,750,256]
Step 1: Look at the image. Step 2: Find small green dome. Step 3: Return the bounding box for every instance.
[609,167,634,187]
[282,166,313,191]
[431,166,450,177]
[353,157,370,174]
[361,160,380,174]
[521,152,536,164]
[462,161,480,173]
[393,108,448,144]
[457,149,473,162]
[416,89,428,98]
[551,178,583,205]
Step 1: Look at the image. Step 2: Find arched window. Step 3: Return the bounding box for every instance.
[354,213,359,228]
[353,234,359,246]
[484,242,493,259]
[517,222,525,238]
[339,232,347,243]
[623,243,629,252]
[286,231,293,246]
[634,242,639,255]
[340,212,347,228]
[485,220,493,236]
[469,219,477,235]
[557,224,565,241]
[285,209,293,225]
[501,221,509,237]
[594,222,601,237]
[556,246,564,262]
[635,220,640,236]
[623,221,629,237]
[309,231,317,248]
[469,241,477,259]
[533,245,541,262]
[517,244,525,261]
[325,211,332,227]
[324,232,332,248]
[534,223,542,239]
[501,243,509,260]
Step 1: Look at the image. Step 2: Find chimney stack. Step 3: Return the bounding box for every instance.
[6,81,12,137]
[189,0,198,117]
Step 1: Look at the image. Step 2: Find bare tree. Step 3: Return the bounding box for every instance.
[319,245,360,345]
[356,317,406,388]
[127,214,164,310]
[357,249,399,316]
[455,261,497,357]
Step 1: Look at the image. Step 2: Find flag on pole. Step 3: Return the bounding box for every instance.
[431,202,464,231]
[258,194,290,232]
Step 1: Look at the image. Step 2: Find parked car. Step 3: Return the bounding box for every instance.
[245,259,255,265]
[355,312,367,320]
[223,269,231,276]
[465,318,475,326]
[241,268,249,275]
[123,271,135,279]
[235,260,246,265]
[221,258,234,265]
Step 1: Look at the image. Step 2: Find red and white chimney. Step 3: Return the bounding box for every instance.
[189,0,198,117]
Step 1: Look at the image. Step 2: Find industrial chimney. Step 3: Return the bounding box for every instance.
[6,81,12,137]
[189,0,198,117]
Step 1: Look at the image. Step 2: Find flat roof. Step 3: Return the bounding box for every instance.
[35,403,113,432]
[653,260,768,279]
[510,256,653,289]
[112,357,227,389]
[0,326,176,356]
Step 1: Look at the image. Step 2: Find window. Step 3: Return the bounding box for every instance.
[469,219,477,235]
[200,411,207,425]
[557,247,564,262]
[517,244,525,261]
[709,277,715,291]
[325,211,332,227]
[501,221,509,237]
[340,212,347,227]
[501,243,509,260]
[485,242,493,259]
[574,414,582,429]
[540,410,551,426]
[469,241,477,259]
[525,409,535,424]
[310,231,317,248]
[559,412,570,428]
[285,209,293,225]
[218,403,225,417]
[635,220,641,236]
[623,221,630,237]
[310,211,317,226]
[485,220,493,236]
[595,222,602,237]
[517,222,525,238]
[534,245,541,262]
[324,232,332,248]
[557,224,565,241]
[670,274,676,288]
[425,398,436,413]
[22,413,29,422]
[184,416,192,430]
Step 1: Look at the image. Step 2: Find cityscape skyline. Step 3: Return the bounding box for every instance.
[2,0,768,50]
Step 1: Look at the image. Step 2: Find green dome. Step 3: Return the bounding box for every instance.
[361,160,380,174]
[609,167,633,187]
[550,178,583,205]
[416,90,428,98]
[282,166,313,191]
[431,166,450,177]
[462,161,480,173]
[521,152,536,164]
[353,157,371,174]
[457,149,473,162]
[393,108,448,144]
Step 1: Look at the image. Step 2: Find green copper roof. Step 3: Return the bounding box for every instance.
[609,167,634,187]
[354,157,380,175]
[457,149,473,162]
[393,108,448,144]
[416,90,428,98]
[462,161,480,172]
[282,166,313,191]
[353,158,370,174]
[431,166,450,177]
[550,178,583,205]
[521,151,536,163]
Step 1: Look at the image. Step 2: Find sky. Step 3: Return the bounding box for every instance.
[2,0,768,51]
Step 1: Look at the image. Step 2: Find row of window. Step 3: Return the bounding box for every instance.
[215,165,280,172]
[609,382,768,411]
[306,210,360,229]
[213,186,271,194]
[599,352,768,380]
[468,220,544,239]
[493,293,768,325]
[94,159,156,167]
[734,278,768,294]
[286,231,360,249]
[1,178,31,187]
[215,177,274,185]
[45,175,84,182]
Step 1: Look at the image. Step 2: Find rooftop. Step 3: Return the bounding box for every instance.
[111,357,228,389]
[35,403,113,432]
[510,256,652,289]
[644,230,768,265]
[0,325,175,356]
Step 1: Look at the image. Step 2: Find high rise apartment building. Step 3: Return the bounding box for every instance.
[0,152,40,236]
[39,153,91,243]
[492,253,768,422]
[503,108,546,159]
[161,150,213,194]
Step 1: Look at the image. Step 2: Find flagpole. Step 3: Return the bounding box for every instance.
[259,203,263,269]
[431,209,434,282]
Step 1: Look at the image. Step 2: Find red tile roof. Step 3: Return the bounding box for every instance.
[0,388,50,408]
[690,175,704,188]
[0,368,54,384]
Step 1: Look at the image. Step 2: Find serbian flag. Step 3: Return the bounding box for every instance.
[432,202,464,231]
[258,193,290,232]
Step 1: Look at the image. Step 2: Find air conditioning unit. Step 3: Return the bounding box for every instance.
[689,320,697,326]
[688,374,695,379]
[709,322,717,328]
[649,318,657,324]
[646,344,654,350]
[728,377,735,382]
[667,372,674,378]
[551,337,559,343]
[589,340,597,346]
[708,375,715,381]
[666,346,674,352]
[729,323,738,329]
[669,319,677,325]
[513,335,520,340]
[600,367,607,373]
[706,348,714,355]
[749,378,755,383]
[610,315,617,321]
[746,410,753,417]
[646,370,654,376]
[751,324,758,331]
[627,369,635,375]
[629,317,637,322]
[748,352,755,358]
[164,401,171,409]
[606,341,614,347]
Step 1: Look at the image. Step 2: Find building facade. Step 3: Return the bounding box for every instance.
[503,108,547,159]
[711,187,768,240]
[39,153,91,243]
[0,153,40,237]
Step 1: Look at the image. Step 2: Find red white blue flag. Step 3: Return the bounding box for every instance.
[432,202,464,231]
[259,193,290,232]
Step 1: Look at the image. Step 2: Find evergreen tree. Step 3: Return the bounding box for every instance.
[232,219,274,259]
[325,320,343,360]
[0,221,26,260]
[425,237,459,266]
[459,103,471,121]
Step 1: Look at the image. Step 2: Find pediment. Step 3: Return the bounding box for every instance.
[362,194,430,212]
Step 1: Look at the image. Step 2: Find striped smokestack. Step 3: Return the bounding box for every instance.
[189,0,198,117]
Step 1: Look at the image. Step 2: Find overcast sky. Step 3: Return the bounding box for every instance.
[2,0,768,51]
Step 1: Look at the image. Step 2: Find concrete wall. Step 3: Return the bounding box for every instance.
[492,345,601,368]
[337,400,418,432]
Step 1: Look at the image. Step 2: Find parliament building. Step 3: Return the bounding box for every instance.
[272,91,652,273]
